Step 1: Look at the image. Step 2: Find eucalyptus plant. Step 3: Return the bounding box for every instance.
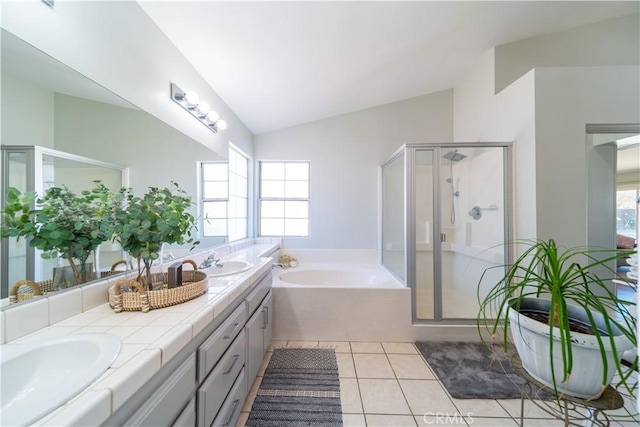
[114,182,199,289]
[477,239,637,399]
[1,181,124,287]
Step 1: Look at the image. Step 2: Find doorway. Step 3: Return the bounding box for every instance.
[586,124,639,301]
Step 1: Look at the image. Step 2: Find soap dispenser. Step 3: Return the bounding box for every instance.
[167,262,183,288]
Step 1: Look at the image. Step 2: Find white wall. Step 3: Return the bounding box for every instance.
[495,13,640,93]
[1,69,54,147]
[454,49,537,240]
[534,66,640,247]
[454,47,640,248]
[53,94,222,197]
[1,0,253,158]
[255,91,453,249]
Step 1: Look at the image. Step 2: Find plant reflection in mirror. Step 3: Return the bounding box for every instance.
[1,181,124,289]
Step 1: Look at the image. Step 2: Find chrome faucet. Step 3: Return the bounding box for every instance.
[199,251,222,269]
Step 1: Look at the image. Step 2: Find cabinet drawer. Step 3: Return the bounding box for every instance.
[198,303,247,382]
[126,353,197,427]
[172,398,196,427]
[212,368,247,427]
[245,274,271,316]
[197,331,246,427]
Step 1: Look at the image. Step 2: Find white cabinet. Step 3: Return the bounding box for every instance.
[125,354,197,427]
[211,368,246,427]
[197,330,246,427]
[197,303,247,383]
[245,273,273,389]
[172,399,196,427]
[246,291,273,384]
[262,291,273,353]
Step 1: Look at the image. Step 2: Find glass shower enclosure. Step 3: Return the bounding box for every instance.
[381,143,513,322]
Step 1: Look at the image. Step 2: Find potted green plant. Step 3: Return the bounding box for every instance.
[477,238,637,400]
[114,182,199,290]
[1,181,123,288]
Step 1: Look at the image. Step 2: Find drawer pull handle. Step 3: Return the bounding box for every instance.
[262,306,269,329]
[223,322,241,339]
[222,399,241,426]
[223,354,240,375]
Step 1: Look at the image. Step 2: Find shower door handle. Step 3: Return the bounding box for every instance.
[440,233,446,243]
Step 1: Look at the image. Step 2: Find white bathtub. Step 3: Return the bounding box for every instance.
[276,264,400,288]
[272,263,411,341]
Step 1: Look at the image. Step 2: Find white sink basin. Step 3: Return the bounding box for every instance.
[1,333,121,426]
[207,260,253,277]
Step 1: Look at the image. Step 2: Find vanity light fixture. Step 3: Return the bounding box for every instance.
[171,82,227,133]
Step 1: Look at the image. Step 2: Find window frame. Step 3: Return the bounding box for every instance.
[258,160,310,237]
[199,144,249,241]
[227,144,249,242]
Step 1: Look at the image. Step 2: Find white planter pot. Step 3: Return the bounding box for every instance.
[508,297,633,399]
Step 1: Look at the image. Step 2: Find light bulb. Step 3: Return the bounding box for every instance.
[216,119,227,131]
[197,102,210,115]
[184,91,199,106]
[206,110,219,123]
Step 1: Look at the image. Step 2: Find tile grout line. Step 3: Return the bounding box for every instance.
[350,346,369,426]
[381,343,419,425]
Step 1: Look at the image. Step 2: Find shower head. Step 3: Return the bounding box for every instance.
[443,150,467,162]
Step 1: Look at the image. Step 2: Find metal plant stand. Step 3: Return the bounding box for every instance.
[511,355,624,427]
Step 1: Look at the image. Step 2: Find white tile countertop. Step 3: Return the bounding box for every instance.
[1,242,278,427]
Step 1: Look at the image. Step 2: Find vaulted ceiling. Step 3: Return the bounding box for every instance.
[139,1,639,134]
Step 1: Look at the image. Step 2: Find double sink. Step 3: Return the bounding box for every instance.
[1,258,255,425]
[1,334,122,426]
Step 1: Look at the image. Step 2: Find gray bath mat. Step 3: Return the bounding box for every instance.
[247,348,343,426]
[415,341,534,399]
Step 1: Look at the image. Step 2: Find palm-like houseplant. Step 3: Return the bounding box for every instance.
[477,239,637,400]
[114,182,198,290]
[1,181,123,288]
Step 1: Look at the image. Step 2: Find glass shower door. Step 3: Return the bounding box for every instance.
[439,146,507,319]
[381,143,511,323]
[414,150,435,319]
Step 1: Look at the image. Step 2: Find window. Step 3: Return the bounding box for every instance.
[201,145,248,241]
[227,147,248,241]
[259,161,309,236]
[617,188,638,239]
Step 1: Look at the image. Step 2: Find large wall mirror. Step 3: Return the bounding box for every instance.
[586,125,639,298]
[1,145,128,300]
[1,29,229,307]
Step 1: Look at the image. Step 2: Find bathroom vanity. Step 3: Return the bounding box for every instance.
[0,241,278,427]
[105,271,273,427]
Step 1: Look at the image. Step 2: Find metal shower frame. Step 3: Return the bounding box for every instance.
[380,142,514,324]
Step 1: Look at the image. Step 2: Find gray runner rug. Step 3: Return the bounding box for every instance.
[415,341,540,399]
[246,348,343,427]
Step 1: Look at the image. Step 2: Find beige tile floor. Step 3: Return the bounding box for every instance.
[237,341,639,427]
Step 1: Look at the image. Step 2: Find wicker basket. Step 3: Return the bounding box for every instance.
[108,260,208,313]
[100,260,130,278]
[9,279,55,303]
